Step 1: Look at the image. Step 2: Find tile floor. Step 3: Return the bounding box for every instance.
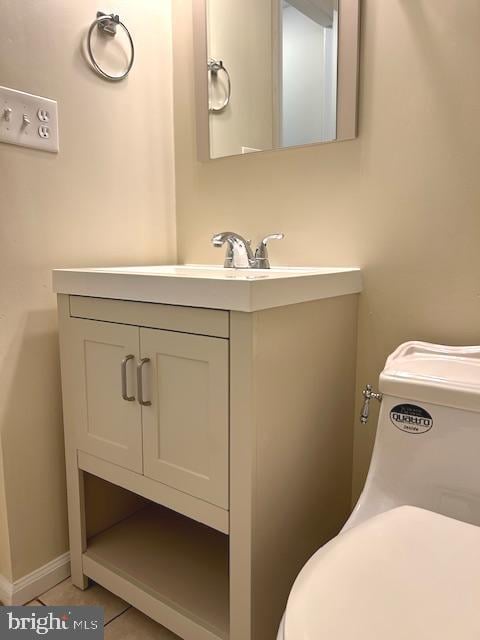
[30,578,180,639]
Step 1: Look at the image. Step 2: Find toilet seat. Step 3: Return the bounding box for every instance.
[283,506,480,640]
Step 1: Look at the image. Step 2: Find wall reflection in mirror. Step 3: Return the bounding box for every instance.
[198,0,358,160]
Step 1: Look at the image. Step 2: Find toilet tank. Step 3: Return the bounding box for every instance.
[345,342,480,531]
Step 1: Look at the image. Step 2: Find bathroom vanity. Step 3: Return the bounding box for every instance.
[54,265,361,640]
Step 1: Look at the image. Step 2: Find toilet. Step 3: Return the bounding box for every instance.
[278,341,480,639]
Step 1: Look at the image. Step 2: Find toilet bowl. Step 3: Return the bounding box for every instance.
[278,341,480,640]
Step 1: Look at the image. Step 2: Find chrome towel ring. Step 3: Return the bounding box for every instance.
[208,59,231,113]
[87,12,134,82]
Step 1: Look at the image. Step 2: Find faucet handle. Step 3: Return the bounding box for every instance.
[255,233,285,269]
[259,233,284,246]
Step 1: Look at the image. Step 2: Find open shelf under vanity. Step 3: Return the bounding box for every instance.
[83,502,229,640]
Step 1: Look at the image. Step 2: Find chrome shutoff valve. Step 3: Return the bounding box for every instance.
[360,384,383,424]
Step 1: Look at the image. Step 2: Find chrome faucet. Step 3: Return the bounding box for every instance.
[211,232,255,269]
[211,231,284,269]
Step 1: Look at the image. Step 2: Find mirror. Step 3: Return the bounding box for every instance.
[193,0,359,160]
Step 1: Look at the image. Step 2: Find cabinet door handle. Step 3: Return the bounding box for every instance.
[137,358,152,407]
[121,355,135,402]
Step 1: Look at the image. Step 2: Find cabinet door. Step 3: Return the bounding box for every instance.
[66,319,142,472]
[140,328,229,508]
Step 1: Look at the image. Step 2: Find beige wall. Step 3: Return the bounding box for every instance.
[0,449,11,580]
[173,0,480,499]
[0,0,176,581]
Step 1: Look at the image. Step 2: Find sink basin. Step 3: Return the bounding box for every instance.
[53,264,362,312]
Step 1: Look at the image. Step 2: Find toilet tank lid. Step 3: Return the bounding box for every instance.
[379,341,480,412]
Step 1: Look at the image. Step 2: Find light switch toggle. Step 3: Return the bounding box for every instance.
[3,108,12,122]
[22,114,31,128]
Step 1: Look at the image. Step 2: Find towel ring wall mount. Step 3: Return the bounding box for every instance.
[87,12,135,82]
[208,59,231,113]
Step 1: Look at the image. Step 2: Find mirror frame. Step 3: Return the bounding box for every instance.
[192,0,360,161]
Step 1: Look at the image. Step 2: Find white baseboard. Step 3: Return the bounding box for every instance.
[0,552,70,605]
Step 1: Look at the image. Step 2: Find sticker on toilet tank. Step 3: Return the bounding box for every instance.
[390,404,433,434]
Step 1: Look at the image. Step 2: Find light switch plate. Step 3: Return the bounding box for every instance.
[0,86,59,153]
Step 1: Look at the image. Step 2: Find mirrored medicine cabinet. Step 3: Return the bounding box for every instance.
[193,0,360,160]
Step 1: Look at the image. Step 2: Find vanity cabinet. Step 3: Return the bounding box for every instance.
[56,277,360,640]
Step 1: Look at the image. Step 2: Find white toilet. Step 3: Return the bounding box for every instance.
[278,341,480,639]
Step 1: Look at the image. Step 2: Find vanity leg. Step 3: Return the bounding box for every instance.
[65,454,88,590]
[229,313,255,640]
[58,294,88,590]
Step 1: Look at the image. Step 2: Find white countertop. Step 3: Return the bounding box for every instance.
[52,264,362,312]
